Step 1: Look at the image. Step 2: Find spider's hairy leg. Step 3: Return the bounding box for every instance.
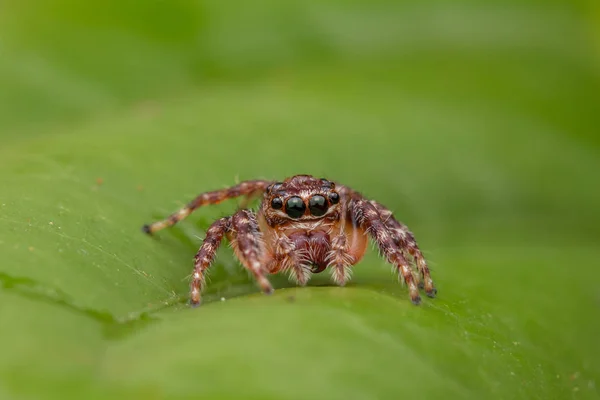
[370,201,436,298]
[273,234,311,286]
[351,199,422,305]
[142,179,272,235]
[228,210,274,295]
[190,217,231,306]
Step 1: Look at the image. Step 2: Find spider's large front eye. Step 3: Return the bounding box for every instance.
[285,196,306,218]
[308,195,328,216]
[271,197,283,209]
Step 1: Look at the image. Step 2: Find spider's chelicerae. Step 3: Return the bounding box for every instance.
[142,175,436,305]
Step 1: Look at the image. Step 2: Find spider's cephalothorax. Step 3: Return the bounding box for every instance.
[142,175,436,306]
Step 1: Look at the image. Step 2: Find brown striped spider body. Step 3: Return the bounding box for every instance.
[143,175,436,305]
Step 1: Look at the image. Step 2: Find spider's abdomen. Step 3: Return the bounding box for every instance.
[287,230,331,273]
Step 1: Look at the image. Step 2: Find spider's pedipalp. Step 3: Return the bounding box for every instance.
[229,209,273,295]
[271,234,312,285]
[327,233,355,286]
[142,179,272,234]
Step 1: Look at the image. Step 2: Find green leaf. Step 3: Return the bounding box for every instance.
[1,1,599,399]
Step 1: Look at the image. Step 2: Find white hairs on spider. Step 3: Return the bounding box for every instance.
[331,264,353,285]
[285,263,312,285]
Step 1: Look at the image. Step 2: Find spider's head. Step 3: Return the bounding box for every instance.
[263,175,340,224]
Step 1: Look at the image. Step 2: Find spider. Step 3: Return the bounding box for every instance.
[142,175,436,306]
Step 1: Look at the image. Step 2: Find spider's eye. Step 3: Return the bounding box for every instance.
[271,197,283,209]
[319,179,335,189]
[308,195,328,216]
[328,192,340,204]
[285,196,306,218]
[268,182,283,194]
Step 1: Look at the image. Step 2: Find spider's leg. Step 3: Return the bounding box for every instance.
[370,200,436,297]
[349,199,422,305]
[142,179,272,234]
[228,209,274,295]
[272,234,311,286]
[190,217,232,305]
[237,190,263,209]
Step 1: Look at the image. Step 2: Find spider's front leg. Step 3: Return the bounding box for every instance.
[351,199,424,305]
[190,217,231,305]
[227,209,274,295]
[370,201,436,297]
[142,179,272,235]
[189,210,273,305]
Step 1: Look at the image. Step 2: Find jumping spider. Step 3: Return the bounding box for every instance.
[142,175,436,305]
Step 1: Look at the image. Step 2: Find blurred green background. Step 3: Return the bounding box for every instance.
[1,0,599,399]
